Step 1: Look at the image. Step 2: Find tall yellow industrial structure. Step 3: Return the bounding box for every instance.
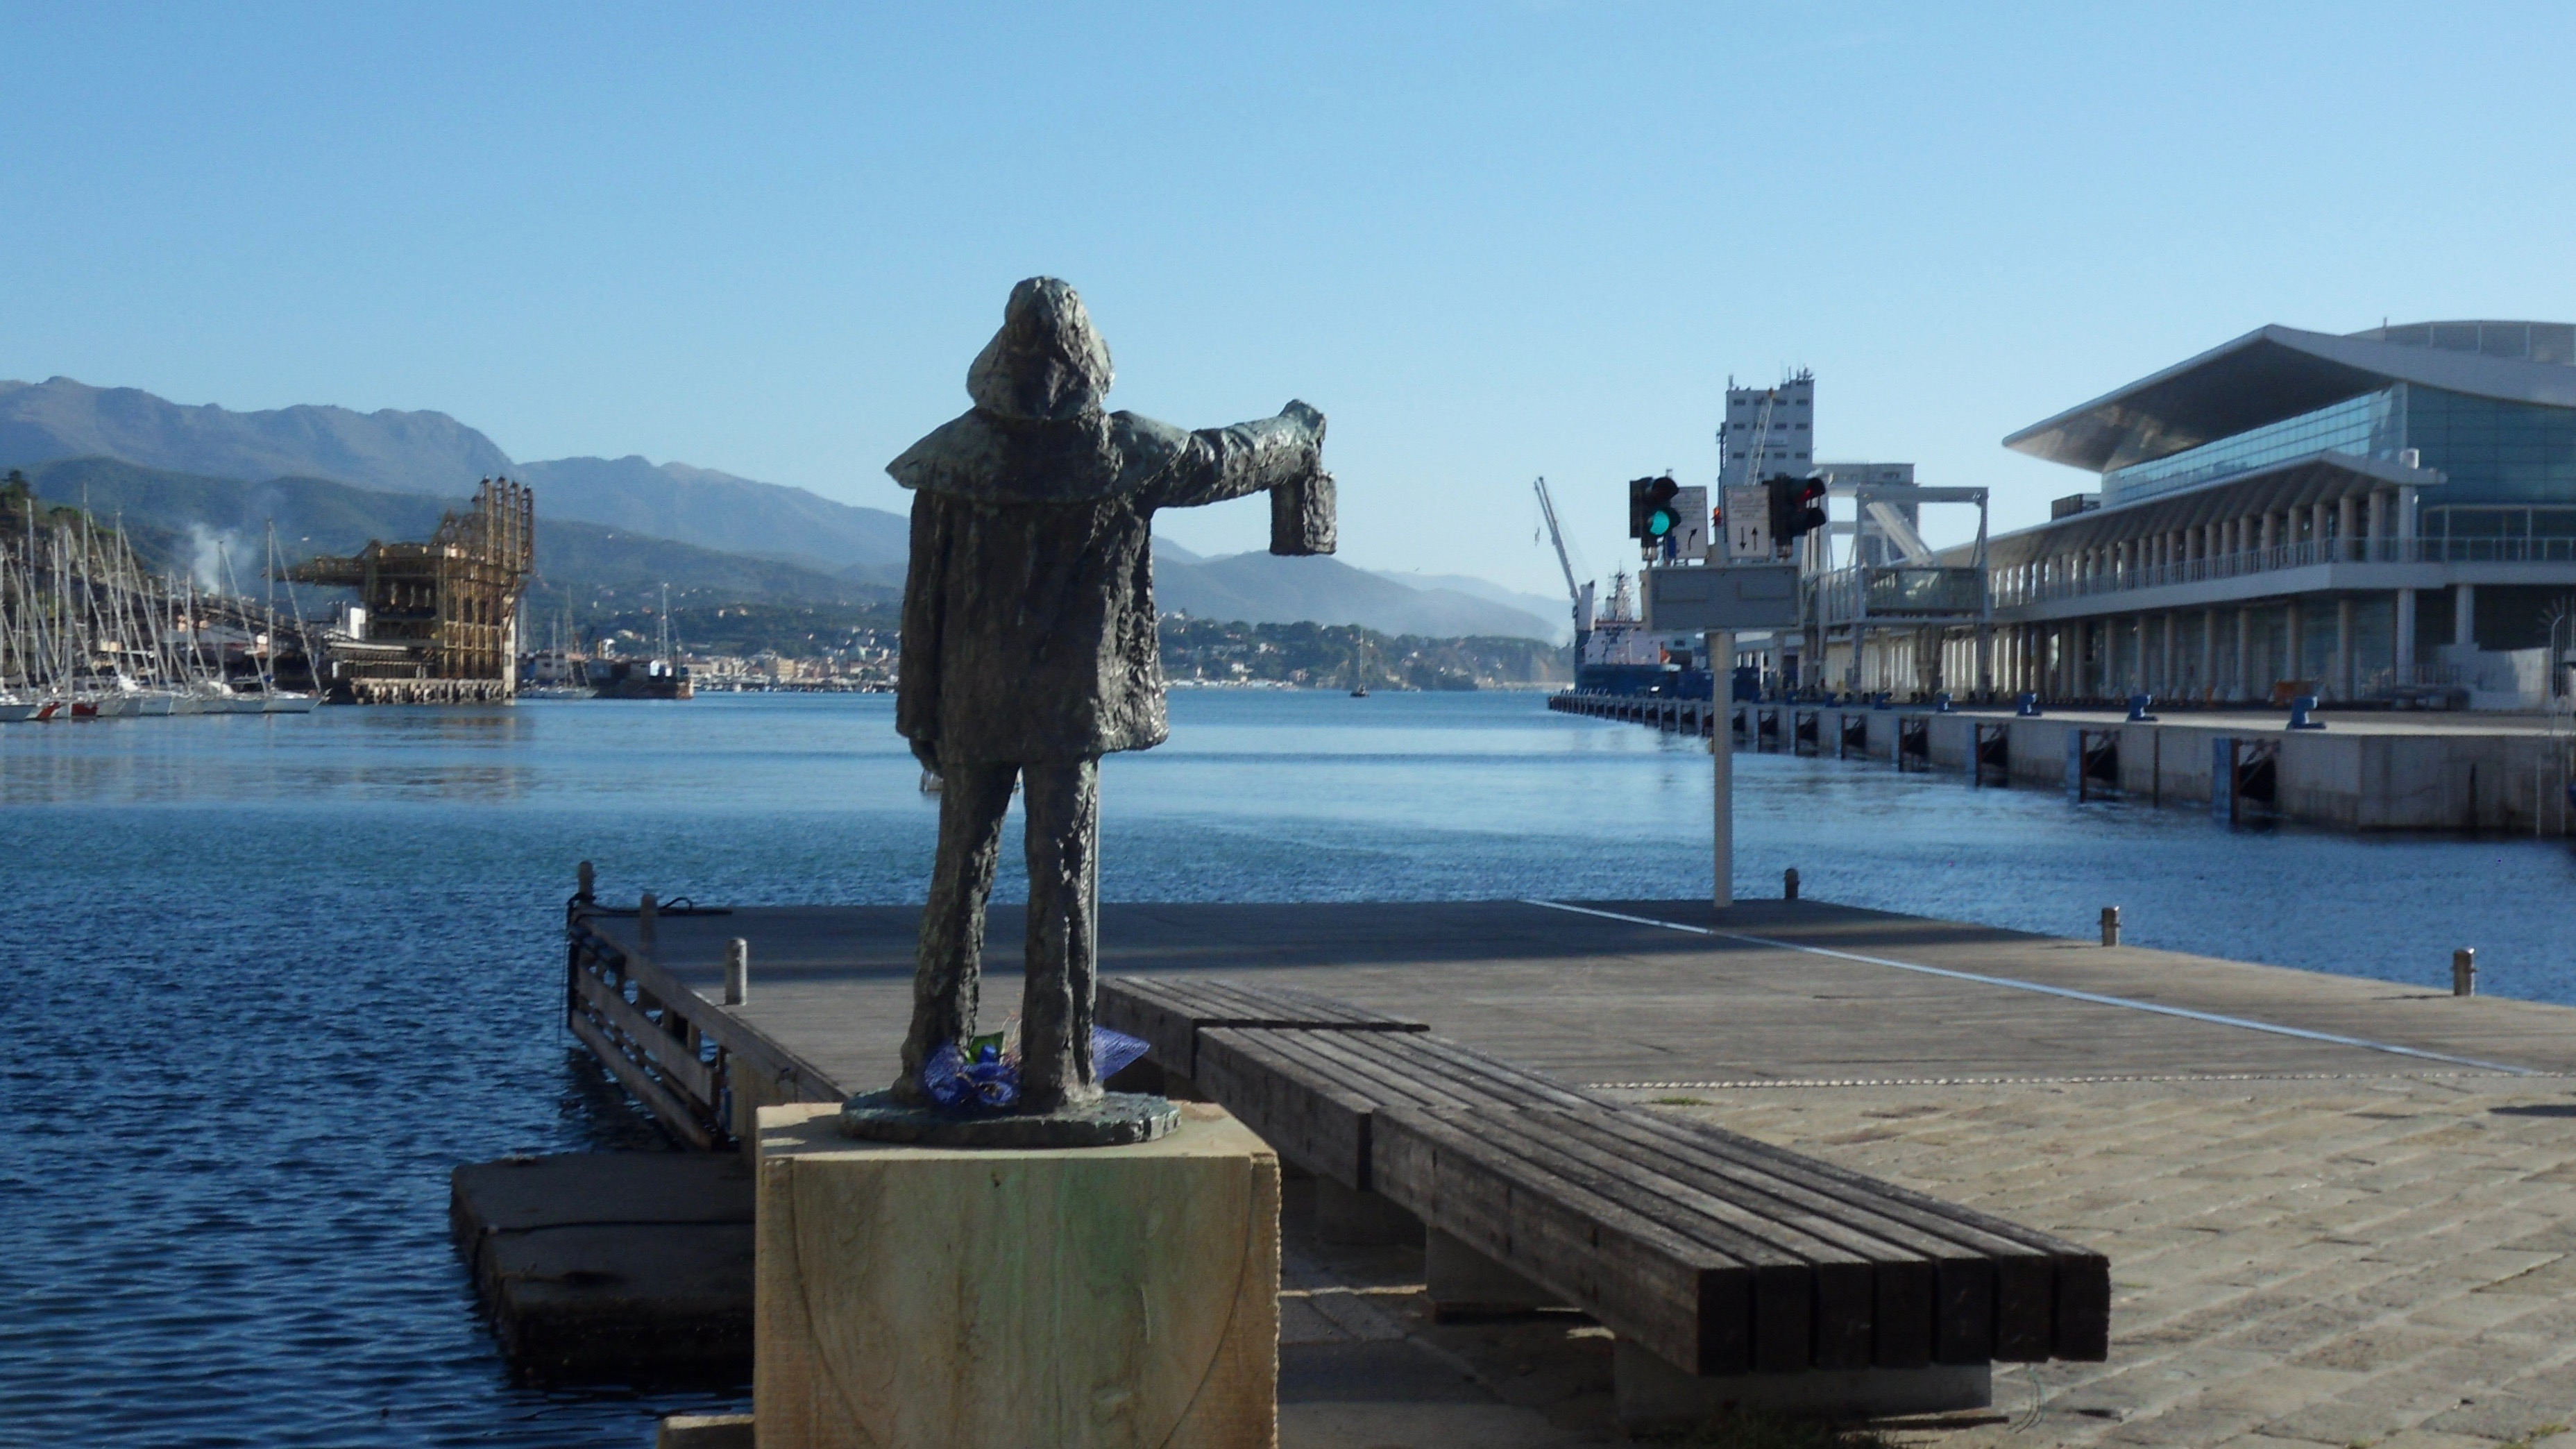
[287,477,535,703]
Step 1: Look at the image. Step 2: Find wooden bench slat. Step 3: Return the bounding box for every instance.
[1498,1109,1927,1371]
[1279,1029,1605,1115]
[1593,1108,2103,1361]
[1570,1110,2000,1367]
[1096,976,1429,1079]
[1371,1105,1763,1376]
[1193,1028,1379,1188]
[1405,1106,1872,1373]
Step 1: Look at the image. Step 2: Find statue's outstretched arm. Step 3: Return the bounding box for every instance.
[1147,400,1326,511]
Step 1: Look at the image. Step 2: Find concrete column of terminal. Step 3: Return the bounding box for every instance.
[2312,502,2332,558]
[2286,600,2305,684]
[2260,511,2278,556]
[2367,490,2389,561]
[2160,611,2177,697]
[2338,495,2358,561]
[2455,583,2477,649]
[2130,615,2146,693]
[2396,588,2417,684]
[2235,608,2254,701]
[2199,609,2217,700]
[2337,597,2356,700]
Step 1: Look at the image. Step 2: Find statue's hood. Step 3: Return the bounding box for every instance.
[965,277,1112,422]
[890,277,1184,504]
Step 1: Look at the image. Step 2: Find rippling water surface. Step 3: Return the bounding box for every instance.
[5,690,2571,1445]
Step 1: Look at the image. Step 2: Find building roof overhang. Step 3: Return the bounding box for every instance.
[1965,451,2443,570]
[2003,325,2576,474]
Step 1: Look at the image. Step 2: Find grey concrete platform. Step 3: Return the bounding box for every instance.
[598,897,2576,1101]
[584,897,2576,1444]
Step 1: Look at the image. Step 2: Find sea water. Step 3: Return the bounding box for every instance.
[4,690,2571,1446]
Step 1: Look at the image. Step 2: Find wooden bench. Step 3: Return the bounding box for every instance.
[1102,977,2108,1406]
[1095,974,1428,1082]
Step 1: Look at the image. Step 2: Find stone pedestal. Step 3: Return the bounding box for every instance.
[754,1101,1279,1449]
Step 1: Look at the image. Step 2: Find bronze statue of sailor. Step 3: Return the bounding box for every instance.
[842,276,1334,1146]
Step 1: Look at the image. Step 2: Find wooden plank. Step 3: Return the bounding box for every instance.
[568,1009,715,1149]
[1593,1108,2088,1362]
[1193,1028,1378,1189]
[1098,976,1428,1079]
[573,969,716,1104]
[1371,1105,1762,1377]
[1421,1106,1871,1373]
[1495,1108,1909,1371]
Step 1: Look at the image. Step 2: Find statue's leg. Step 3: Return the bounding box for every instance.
[891,759,1017,1103]
[1017,755,1101,1113]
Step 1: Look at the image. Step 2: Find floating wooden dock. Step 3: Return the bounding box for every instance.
[1550,692,2576,833]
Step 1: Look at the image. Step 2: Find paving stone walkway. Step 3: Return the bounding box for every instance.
[1273,1075,2576,1447]
[1642,1074,2576,1449]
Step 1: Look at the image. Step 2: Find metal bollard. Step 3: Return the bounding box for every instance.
[724,938,749,1006]
[638,890,658,951]
[575,860,595,904]
[2453,947,2476,997]
[2100,906,2121,947]
[1783,867,1800,901]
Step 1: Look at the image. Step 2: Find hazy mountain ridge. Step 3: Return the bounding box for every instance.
[0,378,512,497]
[0,378,913,574]
[1,378,1554,639]
[1151,544,1558,641]
[14,457,884,611]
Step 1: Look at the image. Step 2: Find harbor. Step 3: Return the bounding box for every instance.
[542,882,2576,1446]
[1552,692,2576,835]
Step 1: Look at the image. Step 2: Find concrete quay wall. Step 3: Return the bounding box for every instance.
[1548,694,2576,833]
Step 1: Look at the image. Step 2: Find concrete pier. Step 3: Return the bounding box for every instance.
[1548,693,2576,833]
[577,895,2576,1448]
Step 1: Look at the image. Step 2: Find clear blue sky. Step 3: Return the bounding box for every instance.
[5,3,2573,600]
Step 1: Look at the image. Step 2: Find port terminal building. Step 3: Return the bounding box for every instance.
[1947,321,2576,708]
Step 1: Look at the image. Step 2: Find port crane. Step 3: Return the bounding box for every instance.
[1532,476,1593,656]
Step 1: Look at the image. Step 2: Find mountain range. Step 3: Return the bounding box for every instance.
[0,376,1561,641]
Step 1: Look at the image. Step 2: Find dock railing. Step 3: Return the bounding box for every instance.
[563,873,839,1150]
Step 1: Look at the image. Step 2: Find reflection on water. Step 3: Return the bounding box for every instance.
[3,691,2572,1446]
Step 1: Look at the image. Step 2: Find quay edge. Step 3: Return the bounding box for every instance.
[1548,692,2576,834]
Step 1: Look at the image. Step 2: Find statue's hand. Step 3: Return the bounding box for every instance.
[1280,399,1325,443]
[910,738,940,771]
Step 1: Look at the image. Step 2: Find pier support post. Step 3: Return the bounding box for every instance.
[724,938,749,1006]
[2455,584,2477,650]
[2453,948,2477,997]
[638,892,659,954]
[576,860,595,904]
[2101,906,2121,947]
[1708,629,1735,910]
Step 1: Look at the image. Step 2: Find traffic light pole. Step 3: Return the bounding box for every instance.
[1708,628,1734,910]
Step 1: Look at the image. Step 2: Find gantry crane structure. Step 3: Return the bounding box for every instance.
[285,477,535,702]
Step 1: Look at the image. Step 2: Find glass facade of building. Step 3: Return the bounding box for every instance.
[2404,386,2576,507]
[2101,383,2576,533]
[2103,389,2403,505]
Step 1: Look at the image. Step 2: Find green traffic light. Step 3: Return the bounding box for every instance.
[1647,508,1677,537]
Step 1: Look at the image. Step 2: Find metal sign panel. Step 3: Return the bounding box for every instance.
[1640,562,1800,631]
[1723,485,1770,561]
